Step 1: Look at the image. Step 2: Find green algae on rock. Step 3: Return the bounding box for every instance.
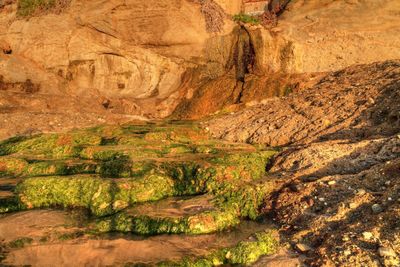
[155,230,278,266]
[0,122,281,265]
[95,200,240,235]
[0,198,23,214]
[16,174,177,216]
[2,122,277,237]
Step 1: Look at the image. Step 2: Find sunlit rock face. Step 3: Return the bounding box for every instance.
[270,0,400,73]
[0,0,237,117]
[0,0,399,122]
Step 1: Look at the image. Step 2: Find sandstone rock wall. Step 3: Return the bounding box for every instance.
[0,0,236,117]
[0,0,399,122]
[213,0,242,15]
[264,0,400,73]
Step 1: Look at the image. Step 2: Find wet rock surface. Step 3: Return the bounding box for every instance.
[0,122,280,266]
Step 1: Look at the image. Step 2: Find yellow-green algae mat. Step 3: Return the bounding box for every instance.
[0,122,279,266]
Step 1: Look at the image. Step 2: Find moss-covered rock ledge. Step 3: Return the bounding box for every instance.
[157,230,279,266]
[0,122,282,265]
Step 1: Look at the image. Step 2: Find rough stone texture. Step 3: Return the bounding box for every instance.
[0,0,236,118]
[1,0,400,138]
[172,0,400,119]
[207,60,400,146]
[213,0,242,14]
[270,0,400,73]
[263,136,400,266]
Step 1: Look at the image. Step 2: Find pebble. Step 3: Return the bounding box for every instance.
[328,180,336,185]
[289,183,303,192]
[349,202,357,209]
[378,247,396,257]
[362,231,373,240]
[372,204,383,214]
[357,188,366,195]
[295,243,312,253]
[343,249,352,256]
[225,251,232,259]
[368,97,375,104]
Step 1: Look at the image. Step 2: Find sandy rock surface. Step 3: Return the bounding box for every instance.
[207,60,400,146]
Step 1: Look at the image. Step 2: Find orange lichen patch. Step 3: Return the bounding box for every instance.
[56,135,73,146]
[0,162,6,172]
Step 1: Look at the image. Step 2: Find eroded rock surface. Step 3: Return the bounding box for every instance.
[206,60,400,266]
[207,60,400,146]
[0,122,280,265]
[1,0,400,137]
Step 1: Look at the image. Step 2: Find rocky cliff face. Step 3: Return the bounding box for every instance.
[0,0,399,138]
[0,0,237,118]
[173,0,400,118]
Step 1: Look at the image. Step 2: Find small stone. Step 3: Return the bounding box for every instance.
[225,251,232,259]
[372,204,383,214]
[318,197,325,202]
[295,243,312,253]
[378,247,396,257]
[303,176,318,182]
[306,198,314,206]
[362,231,373,240]
[289,183,303,192]
[368,97,375,104]
[385,180,391,186]
[328,180,336,185]
[349,202,357,209]
[344,249,352,256]
[357,189,366,195]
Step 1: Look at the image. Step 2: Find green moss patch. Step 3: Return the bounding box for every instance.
[16,174,176,216]
[2,122,278,240]
[0,122,283,265]
[0,198,23,214]
[8,237,33,249]
[17,0,71,17]
[154,230,278,266]
[233,14,260,25]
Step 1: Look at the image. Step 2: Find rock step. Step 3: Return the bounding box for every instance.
[0,209,277,266]
[5,148,275,216]
[95,195,240,235]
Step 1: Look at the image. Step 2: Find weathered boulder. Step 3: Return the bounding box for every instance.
[264,0,400,73]
[0,0,236,117]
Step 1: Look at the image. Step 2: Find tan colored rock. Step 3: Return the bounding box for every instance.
[0,0,236,117]
[265,0,400,73]
[1,0,400,126]
[214,0,242,14]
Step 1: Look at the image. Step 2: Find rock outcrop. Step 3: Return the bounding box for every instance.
[0,0,236,118]
[207,60,400,146]
[0,0,400,138]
